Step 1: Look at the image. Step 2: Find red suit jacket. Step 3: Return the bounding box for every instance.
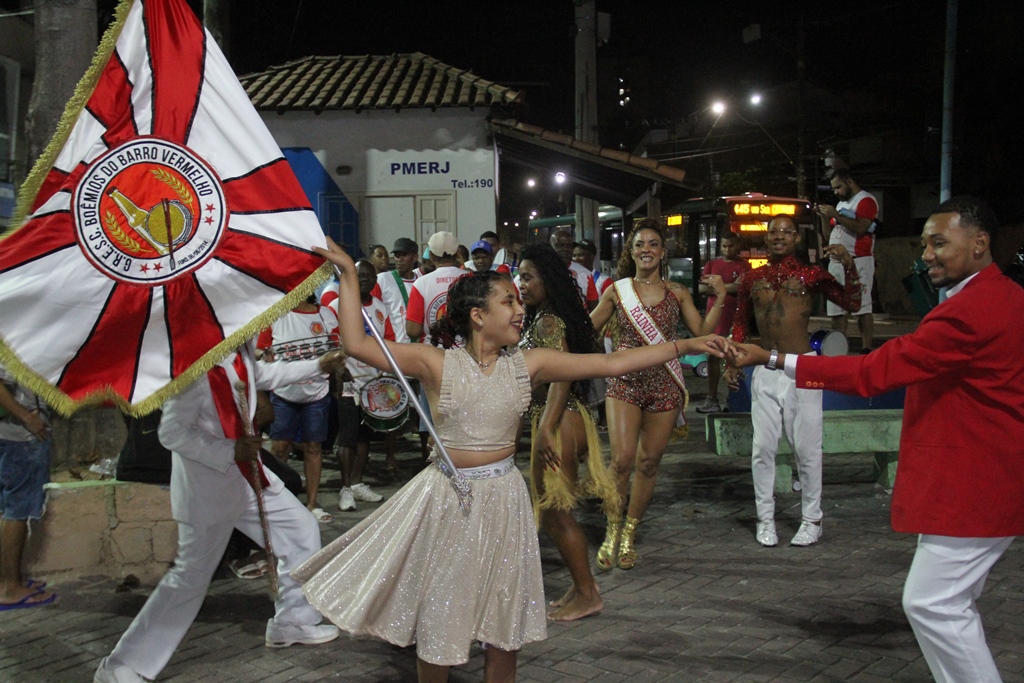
[795,264,1024,537]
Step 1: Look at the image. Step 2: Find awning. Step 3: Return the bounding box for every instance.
[488,119,700,213]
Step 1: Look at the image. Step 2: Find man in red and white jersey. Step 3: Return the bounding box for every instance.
[551,229,599,311]
[256,295,338,521]
[573,238,612,296]
[816,168,879,352]
[406,231,467,344]
[373,237,419,343]
[404,232,465,459]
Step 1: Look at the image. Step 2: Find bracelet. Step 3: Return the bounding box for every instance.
[673,340,681,356]
[766,349,779,370]
[713,301,726,308]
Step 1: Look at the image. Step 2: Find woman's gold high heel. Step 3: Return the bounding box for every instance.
[596,518,622,571]
[617,516,640,570]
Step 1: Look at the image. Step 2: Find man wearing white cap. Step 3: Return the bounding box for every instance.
[406,232,465,344]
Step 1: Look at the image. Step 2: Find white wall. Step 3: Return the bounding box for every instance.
[259,108,497,250]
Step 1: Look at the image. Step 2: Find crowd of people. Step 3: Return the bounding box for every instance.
[1,190,1017,683]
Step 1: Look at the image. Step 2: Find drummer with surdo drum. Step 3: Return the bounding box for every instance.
[724,214,861,548]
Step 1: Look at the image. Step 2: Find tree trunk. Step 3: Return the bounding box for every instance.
[25,0,97,166]
[25,0,124,473]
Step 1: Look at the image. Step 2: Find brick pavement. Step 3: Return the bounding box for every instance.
[3,378,1022,682]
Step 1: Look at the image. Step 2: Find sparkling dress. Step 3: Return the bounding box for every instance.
[292,346,546,666]
[605,283,686,412]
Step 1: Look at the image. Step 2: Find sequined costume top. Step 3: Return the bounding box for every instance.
[605,284,685,412]
[518,314,586,419]
[731,255,861,343]
[435,346,532,451]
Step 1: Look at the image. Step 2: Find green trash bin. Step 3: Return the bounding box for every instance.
[902,258,939,316]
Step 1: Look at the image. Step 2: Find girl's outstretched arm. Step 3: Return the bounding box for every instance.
[313,238,441,387]
[524,335,729,386]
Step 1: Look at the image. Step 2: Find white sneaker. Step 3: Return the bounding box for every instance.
[350,482,383,503]
[94,657,147,683]
[755,520,778,547]
[695,396,721,414]
[338,487,356,511]
[791,519,822,546]
[265,620,340,648]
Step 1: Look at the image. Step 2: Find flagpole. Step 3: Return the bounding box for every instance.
[333,266,472,514]
[234,381,279,593]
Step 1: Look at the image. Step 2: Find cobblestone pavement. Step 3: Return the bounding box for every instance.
[3,374,1022,682]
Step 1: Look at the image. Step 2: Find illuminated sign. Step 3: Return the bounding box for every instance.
[732,203,797,217]
[665,214,682,226]
[748,258,769,269]
[738,222,769,232]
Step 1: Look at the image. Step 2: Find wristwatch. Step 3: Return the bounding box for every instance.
[766,349,779,370]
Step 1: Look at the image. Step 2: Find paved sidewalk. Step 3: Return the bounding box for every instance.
[3,377,1022,682]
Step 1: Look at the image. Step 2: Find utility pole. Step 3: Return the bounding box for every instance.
[574,0,599,242]
[796,17,808,199]
[204,0,230,59]
[939,0,957,203]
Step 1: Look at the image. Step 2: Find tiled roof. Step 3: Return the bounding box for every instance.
[489,119,689,186]
[239,53,524,113]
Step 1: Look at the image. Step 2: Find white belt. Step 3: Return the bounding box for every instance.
[436,454,516,480]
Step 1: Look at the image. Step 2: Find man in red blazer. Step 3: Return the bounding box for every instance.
[730,197,1024,683]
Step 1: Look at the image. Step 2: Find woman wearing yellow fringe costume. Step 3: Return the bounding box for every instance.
[517,244,618,622]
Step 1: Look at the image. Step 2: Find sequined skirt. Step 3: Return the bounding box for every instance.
[292,459,547,665]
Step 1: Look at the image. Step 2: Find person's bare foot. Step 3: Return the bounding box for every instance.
[548,590,603,622]
[549,585,575,608]
[549,581,600,608]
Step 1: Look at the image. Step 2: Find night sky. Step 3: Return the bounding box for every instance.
[210,0,1021,221]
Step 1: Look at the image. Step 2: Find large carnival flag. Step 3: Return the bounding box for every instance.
[0,0,331,416]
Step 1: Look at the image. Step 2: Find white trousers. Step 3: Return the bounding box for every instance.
[903,534,1015,683]
[826,256,874,316]
[107,484,322,680]
[750,364,823,522]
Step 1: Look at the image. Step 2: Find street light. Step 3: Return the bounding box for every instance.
[750,93,762,105]
[554,172,567,184]
[526,178,536,188]
[711,101,726,115]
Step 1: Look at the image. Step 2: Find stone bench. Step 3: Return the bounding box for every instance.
[705,409,904,492]
[24,479,176,586]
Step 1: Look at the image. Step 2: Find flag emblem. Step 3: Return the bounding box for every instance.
[72,138,227,284]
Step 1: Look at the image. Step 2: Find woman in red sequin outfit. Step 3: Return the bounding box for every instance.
[590,219,727,570]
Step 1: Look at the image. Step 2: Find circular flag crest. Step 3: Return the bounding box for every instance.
[72,138,228,285]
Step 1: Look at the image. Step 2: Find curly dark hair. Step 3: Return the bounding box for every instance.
[429,270,509,348]
[519,244,596,355]
[615,217,666,280]
[519,244,597,397]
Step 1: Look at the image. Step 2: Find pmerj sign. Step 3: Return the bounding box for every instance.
[368,149,494,192]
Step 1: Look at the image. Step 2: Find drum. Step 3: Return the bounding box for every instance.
[359,376,410,432]
[809,329,848,356]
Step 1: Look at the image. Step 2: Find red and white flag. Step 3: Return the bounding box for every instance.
[0,0,330,416]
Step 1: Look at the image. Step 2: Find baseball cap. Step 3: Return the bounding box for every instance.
[574,239,597,254]
[427,231,459,258]
[470,240,493,254]
[392,237,418,254]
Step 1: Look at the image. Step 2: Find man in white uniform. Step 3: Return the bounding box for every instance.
[95,342,345,683]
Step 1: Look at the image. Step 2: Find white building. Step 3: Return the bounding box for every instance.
[240,52,522,258]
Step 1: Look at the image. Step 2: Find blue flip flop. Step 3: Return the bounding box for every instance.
[0,591,57,611]
[25,579,47,590]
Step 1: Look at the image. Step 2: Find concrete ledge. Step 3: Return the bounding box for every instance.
[706,409,904,491]
[24,479,176,586]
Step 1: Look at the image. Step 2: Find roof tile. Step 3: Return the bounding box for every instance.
[239,53,523,112]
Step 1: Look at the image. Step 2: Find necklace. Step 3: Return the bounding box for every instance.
[633,276,660,286]
[464,347,494,370]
